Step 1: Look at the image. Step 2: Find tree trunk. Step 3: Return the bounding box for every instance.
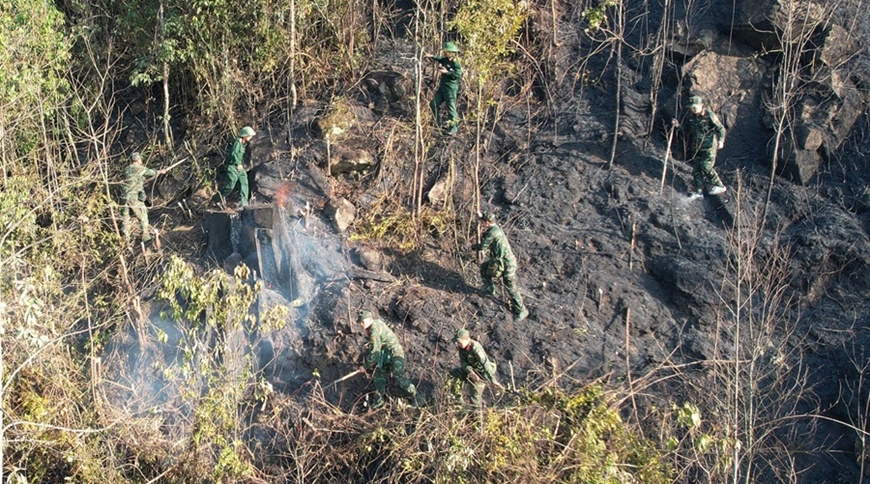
[163,61,172,148]
[290,0,297,109]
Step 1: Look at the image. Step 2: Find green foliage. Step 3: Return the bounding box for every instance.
[157,256,288,480]
[350,196,453,250]
[0,0,71,158]
[0,176,39,258]
[321,383,672,483]
[112,0,373,130]
[651,399,742,481]
[582,0,618,32]
[530,384,672,483]
[675,401,702,429]
[451,0,527,85]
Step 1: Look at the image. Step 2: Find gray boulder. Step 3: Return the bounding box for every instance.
[324,198,356,233]
[329,146,376,176]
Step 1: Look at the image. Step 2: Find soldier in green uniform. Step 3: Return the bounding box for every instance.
[357,310,420,409]
[426,42,462,135]
[122,152,165,243]
[449,328,499,406]
[214,126,255,207]
[672,95,727,197]
[472,212,529,321]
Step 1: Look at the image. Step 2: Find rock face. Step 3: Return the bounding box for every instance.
[712,1,866,185]
[426,176,450,208]
[364,70,408,112]
[811,24,861,70]
[313,100,357,141]
[682,51,764,130]
[730,0,825,50]
[329,146,376,176]
[324,198,356,233]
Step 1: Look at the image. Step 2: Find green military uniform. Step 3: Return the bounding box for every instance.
[450,329,498,405]
[214,127,254,207]
[474,214,527,320]
[681,102,726,194]
[429,42,462,134]
[122,154,156,242]
[363,317,418,408]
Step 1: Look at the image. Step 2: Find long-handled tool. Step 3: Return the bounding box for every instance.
[467,369,521,397]
[156,156,189,176]
[660,125,675,194]
[326,368,365,390]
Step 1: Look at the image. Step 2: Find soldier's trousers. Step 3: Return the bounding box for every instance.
[215,165,249,206]
[692,149,724,192]
[430,88,458,132]
[373,357,416,403]
[481,261,526,315]
[449,367,494,406]
[122,196,151,241]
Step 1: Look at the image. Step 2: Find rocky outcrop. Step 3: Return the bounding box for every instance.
[329,146,376,176]
[313,100,357,141]
[682,50,764,130]
[729,0,825,51]
[426,176,450,208]
[324,197,356,233]
[364,70,408,112]
[694,1,868,185]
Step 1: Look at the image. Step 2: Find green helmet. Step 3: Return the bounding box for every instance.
[480,211,497,223]
[239,126,256,138]
[453,328,470,342]
[443,42,460,53]
[358,310,373,322]
[131,152,142,162]
[688,95,704,108]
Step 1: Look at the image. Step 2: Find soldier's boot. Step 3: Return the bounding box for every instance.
[515,306,529,321]
[405,384,425,407]
[371,377,388,409]
[142,226,153,243]
[445,119,458,135]
[481,284,495,296]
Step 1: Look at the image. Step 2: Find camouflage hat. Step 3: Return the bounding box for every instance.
[239,126,256,138]
[358,310,373,322]
[131,152,142,162]
[443,41,460,53]
[479,211,497,223]
[688,95,704,108]
[453,328,470,342]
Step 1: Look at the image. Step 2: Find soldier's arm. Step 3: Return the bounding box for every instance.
[473,345,495,380]
[458,349,470,372]
[709,109,726,140]
[478,228,496,254]
[364,351,380,370]
[228,139,245,167]
[144,167,157,177]
[444,61,462,80]
[363,328,382,370]
[370,329,382,355]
